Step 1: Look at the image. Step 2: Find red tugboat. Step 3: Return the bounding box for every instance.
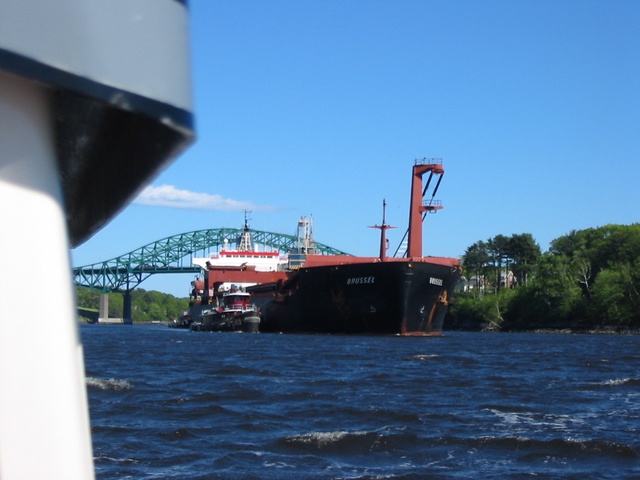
[257,159,462,335]
[190,286,261,333]
[185,214,289,329]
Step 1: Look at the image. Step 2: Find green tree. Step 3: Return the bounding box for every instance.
[549,229,586,257]
[487,234,510,291]
[591,260,640,327]
[455,224,639,331]
[551,224,640,277]
[76,287,189,322]
[449,289,517,331]
[462,240,491,292]
[500,253,582,330]
[76,287,100,310]
[508,233,541,286]
[529,253,582,324]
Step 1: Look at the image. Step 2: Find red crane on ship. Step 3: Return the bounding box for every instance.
[392,158,445,259]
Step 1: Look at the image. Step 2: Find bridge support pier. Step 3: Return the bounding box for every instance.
[123,291,133,324]
[98,293,125,324]
[99,293,109,322]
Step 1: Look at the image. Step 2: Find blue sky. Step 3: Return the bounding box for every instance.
[71,0,640,297]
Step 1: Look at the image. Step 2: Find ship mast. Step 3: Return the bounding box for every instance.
[295,216,317,254]
[237,209,254,252]
[369,199,396,262]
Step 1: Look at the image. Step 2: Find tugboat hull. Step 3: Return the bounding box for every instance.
[191,310,261,333]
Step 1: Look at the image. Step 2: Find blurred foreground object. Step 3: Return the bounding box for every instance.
[0,0,195,246]
[0,1,194,478]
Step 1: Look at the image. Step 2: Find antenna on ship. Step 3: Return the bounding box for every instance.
[243,209,252,231]
[392,159,444,258]
[369,199,396,262]
[238,209,254,251]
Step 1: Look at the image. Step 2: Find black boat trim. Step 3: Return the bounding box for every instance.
[0,48,194,132]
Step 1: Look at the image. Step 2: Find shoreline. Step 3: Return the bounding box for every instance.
[446,326,640,335]
[83,320,640,335]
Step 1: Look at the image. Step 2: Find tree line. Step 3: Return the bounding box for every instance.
[77,287,189,322]
[449,223,640,332]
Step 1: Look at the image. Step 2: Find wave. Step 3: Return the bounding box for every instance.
[279,428,420,454]
[277,429,639,471]
[600,377,640,387]
[409,354,439,361]
[86,377,133,392]
[287,430,357,445]
[467,435,639,459]
[481,403,534,413]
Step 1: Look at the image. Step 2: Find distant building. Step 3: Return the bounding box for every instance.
[458,271,516,292]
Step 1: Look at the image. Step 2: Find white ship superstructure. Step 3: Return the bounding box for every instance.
[191,216,288,295]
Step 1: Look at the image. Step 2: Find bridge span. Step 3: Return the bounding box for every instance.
[73,227,350,322]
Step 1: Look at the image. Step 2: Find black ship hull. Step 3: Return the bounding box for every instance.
[259,260,460,335]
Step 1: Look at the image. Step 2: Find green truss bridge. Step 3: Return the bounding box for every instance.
[74,227,350,292]
[73,227,350,322]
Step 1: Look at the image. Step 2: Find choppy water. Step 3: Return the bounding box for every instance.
[81,325,640,479]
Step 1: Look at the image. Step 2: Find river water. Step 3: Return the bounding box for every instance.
[81,325,640,479]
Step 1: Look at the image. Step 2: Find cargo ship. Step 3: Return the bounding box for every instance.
[189,159,461,335]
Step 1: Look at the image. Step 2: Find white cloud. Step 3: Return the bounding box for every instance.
[134,185,276,211]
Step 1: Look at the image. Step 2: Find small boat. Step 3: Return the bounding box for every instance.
[168,311,193,329]
[186,213,288,326]
[191,287,261,333]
